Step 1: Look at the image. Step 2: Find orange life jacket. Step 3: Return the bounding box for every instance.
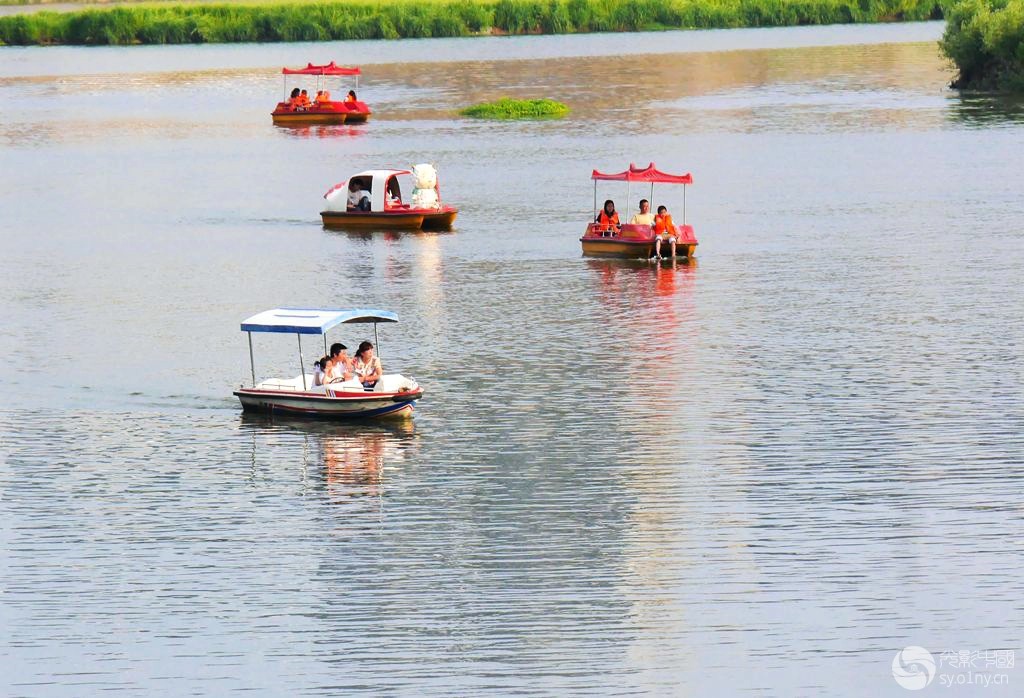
[345,94,357,103]
[598,210,619,229]
[654,213,675,235]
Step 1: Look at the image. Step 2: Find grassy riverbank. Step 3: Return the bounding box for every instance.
[0,0,944,46]
[940,0,1024,91]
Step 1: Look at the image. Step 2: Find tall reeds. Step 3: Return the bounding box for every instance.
[0,0,945,46]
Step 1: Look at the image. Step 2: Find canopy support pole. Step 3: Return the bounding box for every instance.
[297,334,307,390]
[683,184,687,224]
[592,181,597,221]
[626,182,631,213]
[324,335,328,357]
[650,182,654,206]
[248,332,256,387]
[374,323,380,358]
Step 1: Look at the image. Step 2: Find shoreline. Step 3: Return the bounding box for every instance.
[0,21,948,80]
[0,0,945,47]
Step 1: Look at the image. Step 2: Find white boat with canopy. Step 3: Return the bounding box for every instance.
[234,307,422,419]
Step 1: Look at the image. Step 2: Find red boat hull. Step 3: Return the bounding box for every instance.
[272,100,371,125]
[580,222,697,258]
[321,206,457,231]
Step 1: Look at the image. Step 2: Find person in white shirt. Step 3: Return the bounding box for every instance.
[326,343,354,383]
[629,199,655,226]
[346,179,371,211]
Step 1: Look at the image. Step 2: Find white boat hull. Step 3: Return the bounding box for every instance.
[234,386,417,419]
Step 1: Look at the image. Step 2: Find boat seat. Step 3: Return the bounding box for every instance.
[253,374,315,392]
[373,374,417,393]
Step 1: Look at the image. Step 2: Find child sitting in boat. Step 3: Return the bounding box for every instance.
[596,199,620,237]
[346,90,358,104]
[313,356,328,387]
[654,205,677,259]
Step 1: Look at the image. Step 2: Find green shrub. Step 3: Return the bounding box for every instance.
[941,0,1024,91]
[460,97,571,118]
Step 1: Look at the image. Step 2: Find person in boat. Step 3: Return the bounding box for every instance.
[353,341,383,390]
[347,179,371,212]
[313,355,329,387]
[296,89,311,110]
[287,87,301,109]
[345,90,358,104]
[595,199,620,237]
[385,177,402,208]
[315,90,331,106]
[653,205,677,259]
[326,343,354,384]
[629,199,655,227]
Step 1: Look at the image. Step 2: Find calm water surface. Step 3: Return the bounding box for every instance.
[2,22,1023,697]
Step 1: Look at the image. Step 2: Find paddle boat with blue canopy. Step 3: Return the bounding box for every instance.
[234,308,422,420]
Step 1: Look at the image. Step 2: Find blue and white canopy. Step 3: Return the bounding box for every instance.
[241,308,399,335]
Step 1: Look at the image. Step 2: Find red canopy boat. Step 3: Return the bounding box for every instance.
[272,62,371,125]
[580,163,698,259]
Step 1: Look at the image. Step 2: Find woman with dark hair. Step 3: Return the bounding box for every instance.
[313,355,330,387]
[596,199,619,237]
[287,87,301,109]
[345,89,358,103]
[353,341,382,390]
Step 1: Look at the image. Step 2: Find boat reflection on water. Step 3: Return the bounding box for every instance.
[275,124,367,139]
[325,228,455,242]
[586,257,700,430]
[239,413,418,502]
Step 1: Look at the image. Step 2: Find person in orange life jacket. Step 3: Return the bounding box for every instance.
[596,199,620,237]
[653,205,677,259]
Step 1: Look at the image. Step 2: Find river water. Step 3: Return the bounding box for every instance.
[2,21,1023,697]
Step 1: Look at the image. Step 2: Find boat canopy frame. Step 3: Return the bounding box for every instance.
[591,162,693,225]
[280,62,361,103]
[240,307,397,390]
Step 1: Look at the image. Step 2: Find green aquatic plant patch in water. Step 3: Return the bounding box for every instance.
[941,0,1024,92]
[0,0,947,46]
[459,98,570,120]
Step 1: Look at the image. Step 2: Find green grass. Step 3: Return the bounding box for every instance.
[0,0,946,46]
[941,0,1024,91]
[460,97,570,119]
